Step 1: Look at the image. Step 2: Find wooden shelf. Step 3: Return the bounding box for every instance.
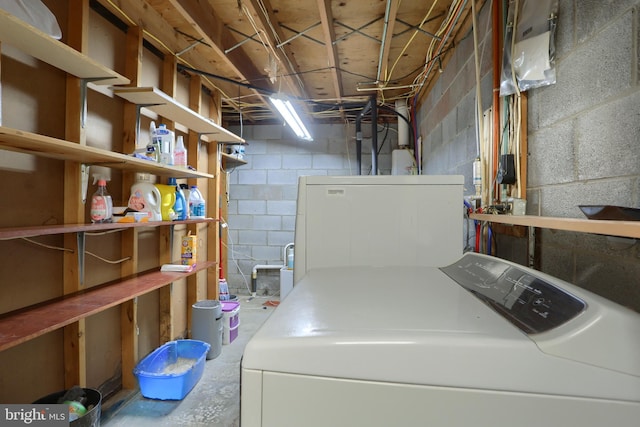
[221,152,247,168]
[470,214,640,239]
[0,9,129,85]
[0,218,217,241]
[0,126,213,179]
[0,261,216,353]
[113,87,244,142]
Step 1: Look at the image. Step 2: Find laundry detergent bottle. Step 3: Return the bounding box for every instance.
[128,173,162,221]
[155,183,177,221]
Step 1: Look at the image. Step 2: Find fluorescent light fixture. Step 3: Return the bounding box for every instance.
[269,95,313,141]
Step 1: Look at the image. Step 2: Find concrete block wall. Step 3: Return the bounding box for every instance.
[224,122,396,296]
[419,0,640,311]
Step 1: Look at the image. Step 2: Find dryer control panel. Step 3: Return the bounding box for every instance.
[440,253,586,334]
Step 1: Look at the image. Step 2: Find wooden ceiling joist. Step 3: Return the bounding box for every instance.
[244,0,307,99]
[317,0,343,102]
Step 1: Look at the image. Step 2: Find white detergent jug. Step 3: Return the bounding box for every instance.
[128,174,162,221]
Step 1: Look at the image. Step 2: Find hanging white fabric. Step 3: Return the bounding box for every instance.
[0,0,62,39]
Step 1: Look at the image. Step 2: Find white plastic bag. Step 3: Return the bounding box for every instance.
[0,0,61,39]
[500,0,558,96]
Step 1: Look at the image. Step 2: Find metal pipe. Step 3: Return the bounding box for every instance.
[370,95,378,175]
[355,116,362,175]
[376,0,394,83]
[354,96,378,175]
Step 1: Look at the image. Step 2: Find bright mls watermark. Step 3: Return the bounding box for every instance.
[0,405,68,426]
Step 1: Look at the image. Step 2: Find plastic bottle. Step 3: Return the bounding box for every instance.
[156,124,174,165]
[147,121,159,162]
[90,175,113,223]
[173,135,187,168]
[189,185,206,218]
[286,245,294,270]
[128,173,162,221]
[219,278,230,301]
[168,178,188,220]
[155,184,177,221]
[180,184,191,218]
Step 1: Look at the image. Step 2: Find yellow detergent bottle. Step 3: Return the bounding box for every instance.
[155,183,177,221]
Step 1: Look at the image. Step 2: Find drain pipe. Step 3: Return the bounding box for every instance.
[250,243,294,297]
[355,117,362,175]
[355,96,378,175]
[251,265,282,297]
[370,95,378,175]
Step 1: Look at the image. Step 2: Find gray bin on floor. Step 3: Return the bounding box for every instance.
[191,300,223,360]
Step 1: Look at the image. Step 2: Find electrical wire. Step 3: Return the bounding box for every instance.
[410,0,467,99]
[387,0,442,86]
[18,237,73,252]
[105,0,240,111]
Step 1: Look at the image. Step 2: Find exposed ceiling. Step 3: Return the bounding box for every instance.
[95,0,479,126]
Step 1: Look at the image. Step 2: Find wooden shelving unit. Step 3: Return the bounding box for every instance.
[470,213,640,239]
[221,152,247,168]
[0,218,217,240]
[0,3,242,398]
[0,126,213,179]
[0,9,129,85]
[113,87,245,142]
[0,260,216,353]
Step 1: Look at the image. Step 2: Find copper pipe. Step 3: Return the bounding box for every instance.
[492,0,502,202]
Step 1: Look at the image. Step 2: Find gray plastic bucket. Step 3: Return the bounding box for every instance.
[191,300,223,359]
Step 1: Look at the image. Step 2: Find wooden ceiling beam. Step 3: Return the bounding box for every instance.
[317,0,343,102]
[244,0,306,99]
[92,0,258,120]
[170,0,275,100]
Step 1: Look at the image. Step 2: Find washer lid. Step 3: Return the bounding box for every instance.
[243,263,640,401]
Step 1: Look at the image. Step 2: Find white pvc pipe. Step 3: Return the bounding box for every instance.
[395,99,409,147]
[252,264,284,275]
[250,243,294,296]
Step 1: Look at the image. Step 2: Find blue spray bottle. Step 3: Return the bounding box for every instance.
[168,177,188,220]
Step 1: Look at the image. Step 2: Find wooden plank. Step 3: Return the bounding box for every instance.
[120,299,138,389]
[0,126,213,179]
[112,87,244,141]
[63,0,90,389]
[0,218,217,240]
[0,261,216,353]
[121,24,144,390]
[470,214,640,239]
[0,9,128,85]
[221,152,247,168]
[317,0,343,101]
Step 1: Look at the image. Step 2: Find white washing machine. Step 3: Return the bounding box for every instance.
[241,253,640,426]
[241,176,640,426]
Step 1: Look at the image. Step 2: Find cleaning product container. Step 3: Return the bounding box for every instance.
[133,339,210,400]
[155,184,177,221]
[155,124,174,165]
[189,185,206,218]
[128,173,162,221]
[33,388,102,427]
[221,301,240,345]
[191,300,223,360]
[169,177,188,220]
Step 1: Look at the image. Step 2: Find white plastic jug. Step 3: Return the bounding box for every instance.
[128,182,162,221]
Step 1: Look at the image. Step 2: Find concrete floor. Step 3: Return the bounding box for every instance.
[102,295,277,427]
